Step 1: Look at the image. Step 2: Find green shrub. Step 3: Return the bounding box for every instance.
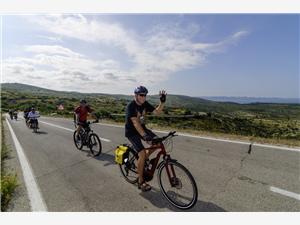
[1,174,18,211]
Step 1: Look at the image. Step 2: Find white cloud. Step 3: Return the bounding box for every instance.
[37,35,63,43]
[24,45,83,58]
[4,15,249,93]
[3,44,131,92]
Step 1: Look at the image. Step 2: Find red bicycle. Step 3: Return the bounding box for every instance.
[118,131,198,210]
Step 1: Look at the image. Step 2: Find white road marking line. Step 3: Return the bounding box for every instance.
[39,120,74,132]
[177,132,251,145]
[5,117,48,211]
[96,122,123,128]
[270,186,300,201]
[95,123,300,152]
[39,120,111,142]
[175,133,300,152]
[253,143,300,152]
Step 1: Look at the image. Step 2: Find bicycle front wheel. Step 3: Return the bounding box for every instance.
[119,148,139,184]
[73,130,83,150]
[89,133,102,156]
[32,122,37,133]
[158,161,198,210]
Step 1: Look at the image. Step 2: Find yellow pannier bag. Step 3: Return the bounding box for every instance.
[115,145,129,165]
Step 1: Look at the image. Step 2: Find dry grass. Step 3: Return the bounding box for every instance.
[1,115,18,211]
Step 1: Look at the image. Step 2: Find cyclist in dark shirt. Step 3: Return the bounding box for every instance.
[24,108,30,122]
[9,109,13,120]
[125,86,167,192]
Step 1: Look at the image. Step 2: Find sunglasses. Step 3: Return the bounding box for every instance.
[138,94,147,97]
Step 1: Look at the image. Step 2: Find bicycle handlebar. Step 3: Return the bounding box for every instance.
[88,120,99,124]
[74,120,99,128]
[152,131,177,144]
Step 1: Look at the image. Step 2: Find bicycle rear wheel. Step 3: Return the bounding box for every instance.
[89,133,102,156]
[119,148,138,184]
[73,130,83,150]
[158,161,198,210]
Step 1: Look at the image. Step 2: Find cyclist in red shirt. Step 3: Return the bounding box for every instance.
[74,99,97,141]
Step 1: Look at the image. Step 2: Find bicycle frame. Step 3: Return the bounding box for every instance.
[77,122,96,145]
[143,139,178,186]
[81,128,91,144]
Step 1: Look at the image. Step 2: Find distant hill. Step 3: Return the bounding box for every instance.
[201,96,300,104]
[1,82,300,119]
[1,83,59,94]
[2,83,300,141]
[1,82,100,99]
[1,82,220,109]
[0,82,252,113]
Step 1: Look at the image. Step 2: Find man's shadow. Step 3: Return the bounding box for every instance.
[139,186,226,212]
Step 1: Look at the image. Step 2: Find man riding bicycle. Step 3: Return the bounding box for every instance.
[74,99,97,142]
[125,86,167,192]
[27,107,40,128]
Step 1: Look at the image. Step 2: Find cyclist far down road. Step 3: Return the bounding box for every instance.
[27,107,40,132]
[23,107,31,124]
[125,85,167,192]
[74,99,98,142]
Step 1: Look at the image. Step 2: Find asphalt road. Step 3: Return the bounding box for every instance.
[5,115,300,211]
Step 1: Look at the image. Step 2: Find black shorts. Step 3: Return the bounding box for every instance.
[127,129,157,153]
[77,120,87,126]
[29,118,38,124]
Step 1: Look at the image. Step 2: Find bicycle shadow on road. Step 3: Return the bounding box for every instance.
[89,148,116,167]
[139,186,226,212]
[34,131,48,135]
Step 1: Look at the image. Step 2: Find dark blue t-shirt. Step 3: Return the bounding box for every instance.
[125,100,155,137]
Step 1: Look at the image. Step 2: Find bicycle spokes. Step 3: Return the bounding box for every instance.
[90,136,97,147]
[170,177,182,189]
[89,133,102,156]
[158,161,198,209]
[119,148,139,184]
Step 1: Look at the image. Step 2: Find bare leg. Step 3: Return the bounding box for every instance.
[145,144,160,159]
[76,125,82,137]
[137,150,146,184]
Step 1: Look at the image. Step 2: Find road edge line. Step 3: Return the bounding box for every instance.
[5,117,48,211]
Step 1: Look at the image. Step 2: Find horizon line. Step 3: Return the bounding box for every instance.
[1,82,299,100]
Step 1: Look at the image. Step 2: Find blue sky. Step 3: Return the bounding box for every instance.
[2,14,299,98]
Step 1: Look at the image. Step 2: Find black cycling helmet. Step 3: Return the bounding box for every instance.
[134,86,148,95]
[80,99,87,104]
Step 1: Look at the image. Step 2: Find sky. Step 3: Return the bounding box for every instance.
[1,14,299,98]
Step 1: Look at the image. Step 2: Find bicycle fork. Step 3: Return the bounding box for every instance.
[162,157,180,188]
